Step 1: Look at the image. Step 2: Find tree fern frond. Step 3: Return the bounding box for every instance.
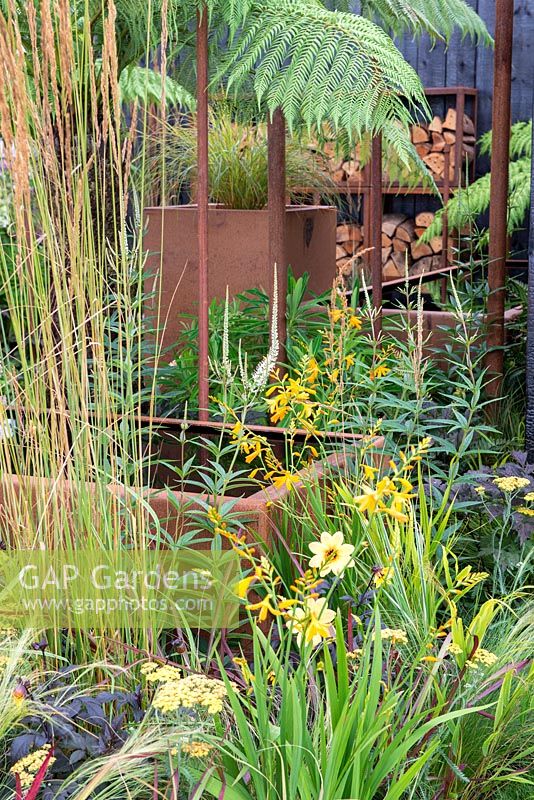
[421,152,531,245]
[357,0,491,44]
[119,66,196,109]
[221,0,429,148]
[480,120,532,159]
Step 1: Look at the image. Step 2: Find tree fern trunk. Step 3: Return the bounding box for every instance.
[526,96,534,460]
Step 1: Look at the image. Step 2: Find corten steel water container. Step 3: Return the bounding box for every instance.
[143,204,337,357]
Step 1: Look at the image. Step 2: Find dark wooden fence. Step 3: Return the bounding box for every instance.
[387,0,533,257]
[396,0,533,167]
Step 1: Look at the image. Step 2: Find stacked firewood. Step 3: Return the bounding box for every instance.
[324,109,475,184]
[410,108,476,181]
[336,212,443,280]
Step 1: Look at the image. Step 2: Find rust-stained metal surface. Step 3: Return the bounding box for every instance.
[440,144,451,302]
[268,108,287,355]
[143,205,336,357]
[196,8,209,420]
[486,0,514,401]
[370,135,383,332]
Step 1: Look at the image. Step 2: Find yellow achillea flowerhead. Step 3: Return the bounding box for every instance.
[472,648,498,666]
[518,506,534,517]
[181,741,214,758]
[308,530,355,577]
[10,744,55,789]
[153,674,230,715]
[376,628,408,645]
[447,643,463,655]
[493,476,530,492]
[141,662,181,684]
[524,491,534,501]
[347,648,363,661]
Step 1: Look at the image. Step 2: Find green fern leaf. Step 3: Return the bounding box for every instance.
[119,65,196,109]
[221,0,430,155]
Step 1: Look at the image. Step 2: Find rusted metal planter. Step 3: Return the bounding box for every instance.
[143,205,337,355]
[0,444,380,549]
[382,306,523,365]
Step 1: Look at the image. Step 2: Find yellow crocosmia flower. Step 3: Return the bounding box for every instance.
[354,485,381,514]
[348,315,362,329]
[271,471,300,491]
[422,655,439,663]
[278,598,299,610]
[370,364,390,380]
[266,397,289,424]
[231,420,243,438]
[345,354,355,367]
[381,504,409,523]
[235,574,256,599]
[305,357,320,384]
[396,477,414,493]
[329,369,340,383]
[330,308,343,323]
[246,596,281,623]
[286,597,336,648]
[361,466,378,484]
[308,530,355,577]
[243,437,262,464]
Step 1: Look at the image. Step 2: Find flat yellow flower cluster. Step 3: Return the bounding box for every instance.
[181,741,214,758]
[465,648,498,669]
[493,476,530,492]
[10,744,55,789]
[141,662,181,684]
[376,628,408,646]
[152,673,229,715]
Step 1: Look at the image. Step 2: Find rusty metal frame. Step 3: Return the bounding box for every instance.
[268,107,287,359]
[486,0,514,401]
[370,135,383,331]
[196,7,209,420]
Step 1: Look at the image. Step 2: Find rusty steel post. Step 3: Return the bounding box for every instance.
[440,144,451,303]
[454,89,465,187]
[370,135,383,333]
[197,8,209,420]
[486,0,514,403]
[268,107,287,361]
